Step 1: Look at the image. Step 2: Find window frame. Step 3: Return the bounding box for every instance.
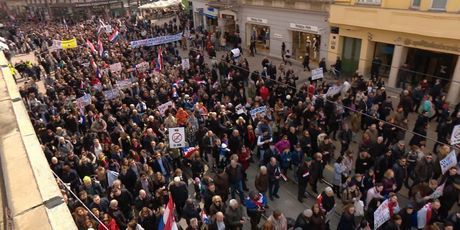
[411,0,421,8]
[430,0,448,11]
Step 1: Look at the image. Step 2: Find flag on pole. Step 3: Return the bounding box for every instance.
[156,47,163,71]
[63,18,68,30]
[158,194,178,230]
[417,202,433,229]
[86,39,96,53]
[90,59,97,70]
[98,37,104,57]
[108,29,120,43]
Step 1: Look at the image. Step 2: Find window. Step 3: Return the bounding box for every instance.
[411,0,421,8]
[431,0,447,10]
[357,0,381,4]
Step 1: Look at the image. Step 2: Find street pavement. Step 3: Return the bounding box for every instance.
[10,46,457,229]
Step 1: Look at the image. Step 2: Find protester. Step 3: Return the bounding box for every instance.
[7,7,460,230]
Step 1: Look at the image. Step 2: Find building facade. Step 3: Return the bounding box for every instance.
[190,0,331,63]
[329,0,460,104]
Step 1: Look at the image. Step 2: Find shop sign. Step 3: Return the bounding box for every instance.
[204,7,218,18]
[222,14,234,20]
[273,33,283,39]
[247,17,268,24]
[289,23,319,34]
[395,37,460,53]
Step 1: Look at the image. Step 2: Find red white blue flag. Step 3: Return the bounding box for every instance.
[108,29,120,43]
[158,194,178,230]
[97,37,103,57]
[86,39,96,53]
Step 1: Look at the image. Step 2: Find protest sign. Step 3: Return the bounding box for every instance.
[250,106,267,120]
[76,94,91,107]
[130,33,182,48]
[61,38,78,49]
[326,85,342,96]
[136,61,150,72]
[168,127,185,148]
[311,68,324,80]
[374,199,391,229]
[181,58,190,70]
[109,62,122,73]
[158,101,174,116]
[116,79,131,89]
[103,89,120,100]
[235,104,247,115]
[451,124,460,145]
[440,150,457,174]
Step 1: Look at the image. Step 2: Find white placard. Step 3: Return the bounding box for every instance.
[168,127,185,148]
[311,68,324,80]
[103,89,120,100]
[440,150,457,174]
[235,104,246,115]
[326,85,342,96]
[181,58,190,70]
[136,61,150,72]
[374,199,391,229]
[250,106,267,120]
[76,94,92,107]
[231,48,240,58]
[451,124,460,145]
[116,79,131,89]
[109,62,122,73]
[158,101,174,116]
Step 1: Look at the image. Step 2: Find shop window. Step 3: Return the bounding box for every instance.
[411,0,421,8]
[431,0,447,10]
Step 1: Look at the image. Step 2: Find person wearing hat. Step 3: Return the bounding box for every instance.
[80,175,103,197]
[399,203,415,230]
[294,209,313,229]
[297,157,312,202]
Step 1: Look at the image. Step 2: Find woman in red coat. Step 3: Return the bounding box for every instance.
[239,146,251,191]
[99,213,120,230]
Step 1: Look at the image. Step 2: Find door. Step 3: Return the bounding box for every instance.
[341,37,362,75]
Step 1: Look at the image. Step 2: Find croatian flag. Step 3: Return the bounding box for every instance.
[417,202,432,229]
[201,210,210,224]
[90,59,97,70]
[98,37,103,57]
[109,29,120,43]
[86,39,96,53]
[156,47,163,71]
[182,146,199,158]
[158,194,178,230]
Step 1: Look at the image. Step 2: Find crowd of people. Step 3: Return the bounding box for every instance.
[3,6,460,230]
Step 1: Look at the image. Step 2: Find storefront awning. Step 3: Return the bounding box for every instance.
[139,0,181,9]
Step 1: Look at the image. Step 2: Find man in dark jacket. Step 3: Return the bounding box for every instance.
[169,176,189,218]
[267,157,281,201]
[294,209,313,230]
[226,160,245,202]
[297,158,312,202]
[392,158,407,192]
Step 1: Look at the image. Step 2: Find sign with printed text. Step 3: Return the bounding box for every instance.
[130,33,183,48]
[250,106,267,120]
[451,124,460,145]
[440,150,457,174]
[136,61,150,72]
[76,94,91,107]
[374,199,390,229]
[103,89,120,100]
[116,79,131,89]
[158,101,174,116]
[311,68,324,80]
[235,104,247,115]
[181,58,190,70]
[168,127,185,148]
[109,62,122,73]
[326,85,342,96]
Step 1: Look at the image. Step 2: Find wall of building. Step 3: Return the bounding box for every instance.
[238,5,329,60]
